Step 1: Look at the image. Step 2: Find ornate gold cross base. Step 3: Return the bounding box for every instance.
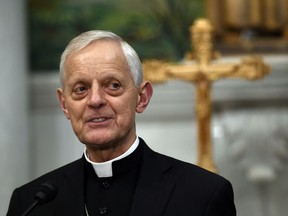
[143,18,270,173]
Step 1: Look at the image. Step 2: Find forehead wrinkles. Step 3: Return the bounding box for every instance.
[64,41,133,87]
[62,39,129,84]
[68,40,129,71]
[82,40,126,62]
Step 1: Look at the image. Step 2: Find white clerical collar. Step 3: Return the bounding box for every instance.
[84,136,139,178]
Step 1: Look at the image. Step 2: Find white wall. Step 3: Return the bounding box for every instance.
[0,0,29,215]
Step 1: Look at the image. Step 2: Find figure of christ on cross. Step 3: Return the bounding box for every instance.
[142,18,270,172]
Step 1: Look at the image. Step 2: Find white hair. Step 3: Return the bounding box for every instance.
[59,30,143,87]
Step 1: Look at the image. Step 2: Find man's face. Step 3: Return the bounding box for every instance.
[57,40,148,151]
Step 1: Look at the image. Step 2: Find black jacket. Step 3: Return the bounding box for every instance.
[7,139,236,216]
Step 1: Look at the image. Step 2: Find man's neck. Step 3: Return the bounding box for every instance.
[84,137,140,178]
[86,135,137,162]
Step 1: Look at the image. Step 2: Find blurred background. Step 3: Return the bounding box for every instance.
[1,0,287,215]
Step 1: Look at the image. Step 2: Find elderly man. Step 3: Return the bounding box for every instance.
[7,30,236,216]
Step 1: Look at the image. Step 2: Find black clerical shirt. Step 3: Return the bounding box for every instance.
[84,143,143,215]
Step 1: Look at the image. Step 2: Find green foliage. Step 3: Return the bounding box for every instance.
[28,0,204,72]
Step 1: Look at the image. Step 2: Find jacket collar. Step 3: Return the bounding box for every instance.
[129,139,176,216]
[56,157,86,216]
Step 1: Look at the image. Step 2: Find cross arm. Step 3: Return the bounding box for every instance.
[142,55,270,84]
[227,56,271,80]
[202,56,270,81]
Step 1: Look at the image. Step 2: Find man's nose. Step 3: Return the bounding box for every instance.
[87,86,107,109]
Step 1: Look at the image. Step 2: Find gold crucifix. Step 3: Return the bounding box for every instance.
[142,18,270,173]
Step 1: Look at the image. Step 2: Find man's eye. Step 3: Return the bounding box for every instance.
[110,82,121,90]
[74,86,87,93]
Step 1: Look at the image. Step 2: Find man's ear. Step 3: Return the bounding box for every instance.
[57,88,70,119]
[136,81,153,113]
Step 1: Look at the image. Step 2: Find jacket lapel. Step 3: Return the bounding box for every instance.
[55,157,86,216]
[130,143,177,216]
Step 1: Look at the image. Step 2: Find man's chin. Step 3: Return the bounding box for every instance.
[81,136,117,150]
[86,142,115,151]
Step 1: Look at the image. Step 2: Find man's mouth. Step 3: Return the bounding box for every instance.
[90,118,107,123]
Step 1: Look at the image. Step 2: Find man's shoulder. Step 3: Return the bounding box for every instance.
[17,157,83,191]
[140,141,236,215]
[158,150,223,177]
[155,151,233,195]
[145,144,230,186]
